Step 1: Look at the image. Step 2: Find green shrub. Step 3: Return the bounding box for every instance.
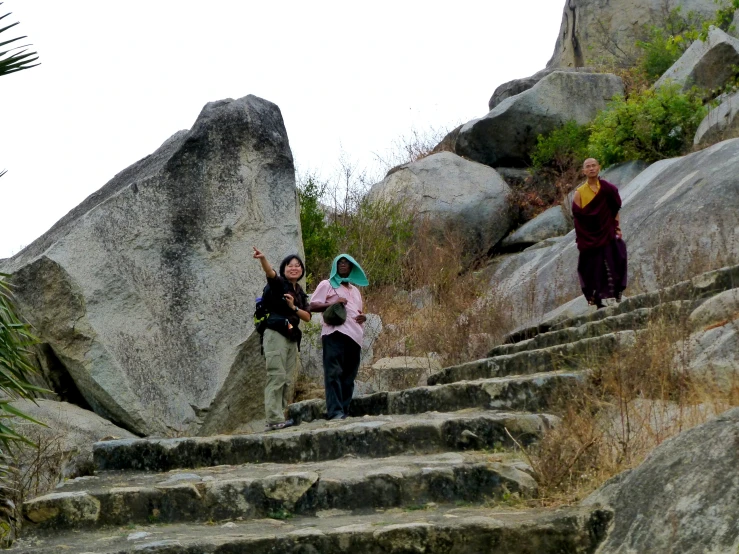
[588,85,707,166]
[335,195,414,289]
[636,27,689,82]
[298,177,339,286]
[531,121,591,172]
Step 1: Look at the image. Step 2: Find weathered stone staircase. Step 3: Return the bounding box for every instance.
[12,264,738,553]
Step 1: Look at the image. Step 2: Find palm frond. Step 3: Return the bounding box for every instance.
[0,4,39,77]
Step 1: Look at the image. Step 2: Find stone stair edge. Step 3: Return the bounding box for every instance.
[92,411,558,473]
[24,451,538,532]
[503,263,739,345]
[488,299,695,358]
[11,504,614,554]
[427,330,636,386]
[288,370,586,424]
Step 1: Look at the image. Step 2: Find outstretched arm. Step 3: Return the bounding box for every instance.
[252,247,277,279]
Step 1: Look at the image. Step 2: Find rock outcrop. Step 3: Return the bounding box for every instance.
[655,27,739,92]
[501,206,571,251]
[680,288,739,390]
[12,400,135,493]
[583,407,739,554]
[456,72,624,168]
[548,0,725,68]
[484,138,739,326]
[0,95,302,436]
[488,67,595,110]
[694,90,739,146]
[369,152,512,255]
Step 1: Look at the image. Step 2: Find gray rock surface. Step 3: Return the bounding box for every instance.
[599,160,650,188]
[369,152,512,255]
[679,288,739,390]
[583,407,739,554]
[488,67,596,110]
[484,139,739,327]
[501,206,571,251]
[0,95,302,436]
[368,356,442,391]
[656,27,739,92]
[548,0,724,68]
[11,400,135,497]
[694,90,739,146]
[457,72,624,168]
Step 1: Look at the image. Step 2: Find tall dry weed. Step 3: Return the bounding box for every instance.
[524,305,738,504]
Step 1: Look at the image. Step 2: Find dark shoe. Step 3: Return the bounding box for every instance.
[265,419,295,431]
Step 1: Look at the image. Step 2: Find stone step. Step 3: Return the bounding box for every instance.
[24,452,536,532]
[504,263,739,344]
[93,410,558,473]
[289,371,585,424]
[489,300,692,358]
[428,331,636,386]
[11,504,613,554]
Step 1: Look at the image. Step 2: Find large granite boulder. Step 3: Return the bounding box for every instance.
[369,152,512,255]
[488,67,596,110]
[694,90,739,146]
[656,27,739,92]
[583,407,739,553]
[456,72,624,168]
[548,0,725,68]
[0,95,303,436]
[500,206,571,251]
[484,138,739,327]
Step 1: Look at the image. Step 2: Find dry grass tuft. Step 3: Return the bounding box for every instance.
[521,308,739,505]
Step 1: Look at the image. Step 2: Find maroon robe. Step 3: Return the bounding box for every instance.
[573,179,627,307]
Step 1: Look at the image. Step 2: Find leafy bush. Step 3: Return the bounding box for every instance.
[298,176,339,286]
[531,121,591,172]
[335,195,414,289]
[636,27,690,82]
[588,85,707,166]
[298,171,414,289]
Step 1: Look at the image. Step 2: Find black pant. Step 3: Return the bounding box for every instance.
[322,331,361,419]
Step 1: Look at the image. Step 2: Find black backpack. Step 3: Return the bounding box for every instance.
[254,283,272,336]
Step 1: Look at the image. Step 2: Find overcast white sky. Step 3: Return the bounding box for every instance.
[0,0,564,258]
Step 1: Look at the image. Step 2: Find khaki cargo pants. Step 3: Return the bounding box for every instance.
[263,328,298,424]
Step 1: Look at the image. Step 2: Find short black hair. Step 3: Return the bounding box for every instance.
[279,254,305,280]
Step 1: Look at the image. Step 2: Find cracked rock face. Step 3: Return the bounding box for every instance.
[548,0,722,68]
[0,95,302,436]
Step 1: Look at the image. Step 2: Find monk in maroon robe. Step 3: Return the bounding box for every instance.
[572,158,627,309]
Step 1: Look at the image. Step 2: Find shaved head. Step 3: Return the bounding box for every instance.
[583,158,599,168]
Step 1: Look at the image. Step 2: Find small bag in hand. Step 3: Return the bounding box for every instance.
[322,301,347,326]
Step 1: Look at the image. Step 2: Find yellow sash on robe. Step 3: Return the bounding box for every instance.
[577,181,600,209]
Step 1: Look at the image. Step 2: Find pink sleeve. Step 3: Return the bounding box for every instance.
[311,280,331,304]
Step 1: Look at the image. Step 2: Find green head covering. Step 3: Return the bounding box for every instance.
[329,254,369,289]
